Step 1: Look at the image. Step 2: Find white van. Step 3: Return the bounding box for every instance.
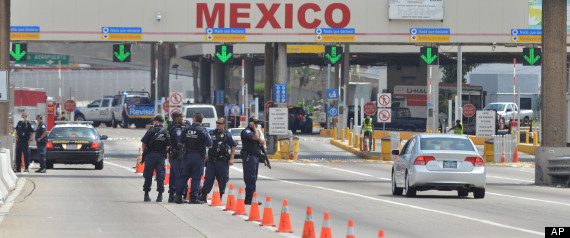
[183,104,218,128]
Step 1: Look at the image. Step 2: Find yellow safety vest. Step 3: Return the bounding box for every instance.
[363,118,373,132]
[454,123,463,135]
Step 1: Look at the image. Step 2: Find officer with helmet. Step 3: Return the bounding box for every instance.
[167,111,184,203]
[240,116,265,205]
[175,112,212,204]
[198,117,236,202]
[140,115,170,202]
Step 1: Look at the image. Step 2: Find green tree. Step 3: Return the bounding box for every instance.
[293,66,322,92]
[440,63,480,83]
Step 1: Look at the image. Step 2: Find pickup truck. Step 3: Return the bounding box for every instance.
[74,91,154,128]
[372,107,426,131]
[483,102,533,126]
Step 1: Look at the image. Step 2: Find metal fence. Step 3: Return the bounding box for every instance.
[390,132,401,161]
[492,134,516,163]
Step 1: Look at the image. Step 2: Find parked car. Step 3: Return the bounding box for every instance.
[483,102,533,126]
[228,126,265,159]
[74,91,154,128]
[391,134,486,198]
[373,107,426,131]
[288,106,313,133]
[183,104,218,128]
[46,121,107,170]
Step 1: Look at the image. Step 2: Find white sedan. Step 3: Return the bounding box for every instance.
[391,134,486,198]
[228,126,265,159]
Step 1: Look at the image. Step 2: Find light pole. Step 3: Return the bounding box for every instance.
[172,63,179,79]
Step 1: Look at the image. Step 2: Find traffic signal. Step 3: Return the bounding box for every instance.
[522,48,541,66]
[113,44,131,62]
[10,43,27,62]
[214,45,233,63]
[420,47,439,65]
[324,46,343,65]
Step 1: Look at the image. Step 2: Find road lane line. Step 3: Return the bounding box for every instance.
[487,176,534,183]
[231,167,543,236]
[105,161,136,173]
[487,192,570,207]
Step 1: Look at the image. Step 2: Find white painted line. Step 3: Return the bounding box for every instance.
[0,178,27,226]
[487,192,570,207]
[230,167,543,236]
[105,161,136,173]
[487,175,534,183]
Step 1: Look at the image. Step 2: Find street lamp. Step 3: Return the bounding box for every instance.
[172,63,179,79]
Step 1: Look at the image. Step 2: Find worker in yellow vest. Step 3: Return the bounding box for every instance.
[362,114,374,149]
[450,120,463,135]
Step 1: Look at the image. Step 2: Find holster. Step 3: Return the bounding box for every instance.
[240,150,249,162]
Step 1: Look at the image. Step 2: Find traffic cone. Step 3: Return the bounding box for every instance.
[201,176,210,200]
[224,184,236,211]
[346,220,356,238]
[363,136,369,151]
[302,206,316,238]
[210,182,222,206]
[135,147,144,173]
[21,155,25,170]
[499,116,503,129]
[501,150,506,163]
[276,199,294,233]
[260,196,276,227]
[164,162,170,185]
[246,192,261,222]
[378,229,385,237]
[320,212,332,238]
[186,178,192,201]
[513,147,519,163]
[233,188,247,216]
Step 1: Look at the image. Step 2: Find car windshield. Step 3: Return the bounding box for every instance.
[230,128,244,137]
[186,107,215,117]
[49,127,98,139]
[420,138,475,151]
[484,104,505,111]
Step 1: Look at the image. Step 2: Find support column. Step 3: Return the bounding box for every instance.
[191,61,200,103]
[264,43,276,154]
[341,44,350,134]
[213,62,226,117]
[542,0,567,147]
[199,58,211,104]
[150,43,157,102]
[0,0,10,150]
[245,58,255,99]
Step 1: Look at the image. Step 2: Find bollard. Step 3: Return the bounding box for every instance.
[341,128,345,142]
[525,131,529,144]
[372,138,376,151]
[483,140,494,162]
[333,127,337,140]
[355,136,360,149]
[533,132,538,146]
[516,133,519,145]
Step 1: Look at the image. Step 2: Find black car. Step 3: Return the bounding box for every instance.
[46,121,107,170]
[288,106,313,133]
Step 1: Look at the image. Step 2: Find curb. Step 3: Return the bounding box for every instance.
[329,139,383,161]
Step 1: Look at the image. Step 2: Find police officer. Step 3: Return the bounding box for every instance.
[199,117,236,202]
[175,112,212,204]
[122,99,130,128]
[450,120,463,135]
[35,115,48,173]
[362,114,373,148]
[15,112,35,172]
[167,111,184,203]
[140,115,170,202]
[240,116,265,205]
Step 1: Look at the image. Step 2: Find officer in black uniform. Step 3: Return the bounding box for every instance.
[167,111,184,203]
[140,115,170,202]
[240,116,265,205]
[15,112,35,172]
[175,112,212,204]
[34,115,48,173]
[199,117,236,202]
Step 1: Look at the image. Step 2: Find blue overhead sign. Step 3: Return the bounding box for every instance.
[215,90,225,105]
[230,105,242,116]
[328,107,338,118]
[511,29,541,35]
[327,89,339,100]
[409,28,450,35]
[224,105,230,116]
[274,84,287,104]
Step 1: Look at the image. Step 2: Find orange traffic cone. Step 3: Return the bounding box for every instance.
[363,136,369,152]
[135,148,144,173]
[501,150,506,163]
[233,188,247,216]
[513,148,519,163]
[246,192,261,222]
[499,116,503,129]
[210,182,222,206]
[186,178,192,201]
[224,184,236,211]
[346,220,355,238]
[260,196,276,227]
[302,206,316,238]
[320,212,332,238]
[201,176,210,200]
[21,155,25,170]
[378,229,385,237]
[276,199,294,233]
[164,162,170,185]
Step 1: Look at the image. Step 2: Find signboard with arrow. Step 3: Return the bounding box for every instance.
[10,43,27,62]
[420,47,438,65]
[215,45,233,63]
[324,46,343,65]
[522,48,541,66]
[113,44,131,62]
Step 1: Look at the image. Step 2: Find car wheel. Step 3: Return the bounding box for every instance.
[75,114,85,121]
[46,161,54,169]
[95,159,104,170]
[135,121,146,128]
[105,122,112,127]
[473,188,485,199]
[404,171,416,197]
[523,117,530,126]
[392,171,403,196]
[112,116,118,128]
[458,190,469,197]
[92,122,101,127]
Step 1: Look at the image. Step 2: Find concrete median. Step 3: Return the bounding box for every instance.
[0,148,18,203]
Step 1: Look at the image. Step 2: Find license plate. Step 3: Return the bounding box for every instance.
[202,123,210,127]
[66,144,78,150]
[443,161,457,168]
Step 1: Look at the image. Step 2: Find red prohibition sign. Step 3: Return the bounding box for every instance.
[378,109,391,122]
[170,93,182,105]
[378,94,391,107]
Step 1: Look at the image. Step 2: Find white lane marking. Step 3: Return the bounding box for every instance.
[0,178,27,225]
[487,176,534,183]
[230,167,543,236]
[105,161,136,173]
[487,192,570,207]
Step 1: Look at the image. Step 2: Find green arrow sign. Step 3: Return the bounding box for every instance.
[523,48,541,65]
[216,45,233,63]
[10,43,27,61]
[114,45,131,62]
[326,47,342,64]
[420,47,438,65]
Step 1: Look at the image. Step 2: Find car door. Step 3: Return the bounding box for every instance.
[394,137,414,185]
[84,99,102,120]
[98,98,111,121]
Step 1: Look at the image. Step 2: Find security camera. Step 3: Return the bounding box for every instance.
[492,42,496,51]
[156,11,162,21]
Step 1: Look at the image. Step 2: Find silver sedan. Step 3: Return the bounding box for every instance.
[391,134,486,198]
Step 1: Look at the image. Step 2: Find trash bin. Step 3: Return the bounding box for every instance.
[381,137,391,161]
[483,139,494,163]
[278,137,300,160]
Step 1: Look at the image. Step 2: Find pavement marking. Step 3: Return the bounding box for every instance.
[487,175,534,183]
[104,161,136,173]
[230,167,543,236]
[487,192,570,207]
[0,178,27,226]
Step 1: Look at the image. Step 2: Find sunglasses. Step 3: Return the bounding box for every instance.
[216,122,224,125]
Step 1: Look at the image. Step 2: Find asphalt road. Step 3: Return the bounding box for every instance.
[0,127,567,238]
